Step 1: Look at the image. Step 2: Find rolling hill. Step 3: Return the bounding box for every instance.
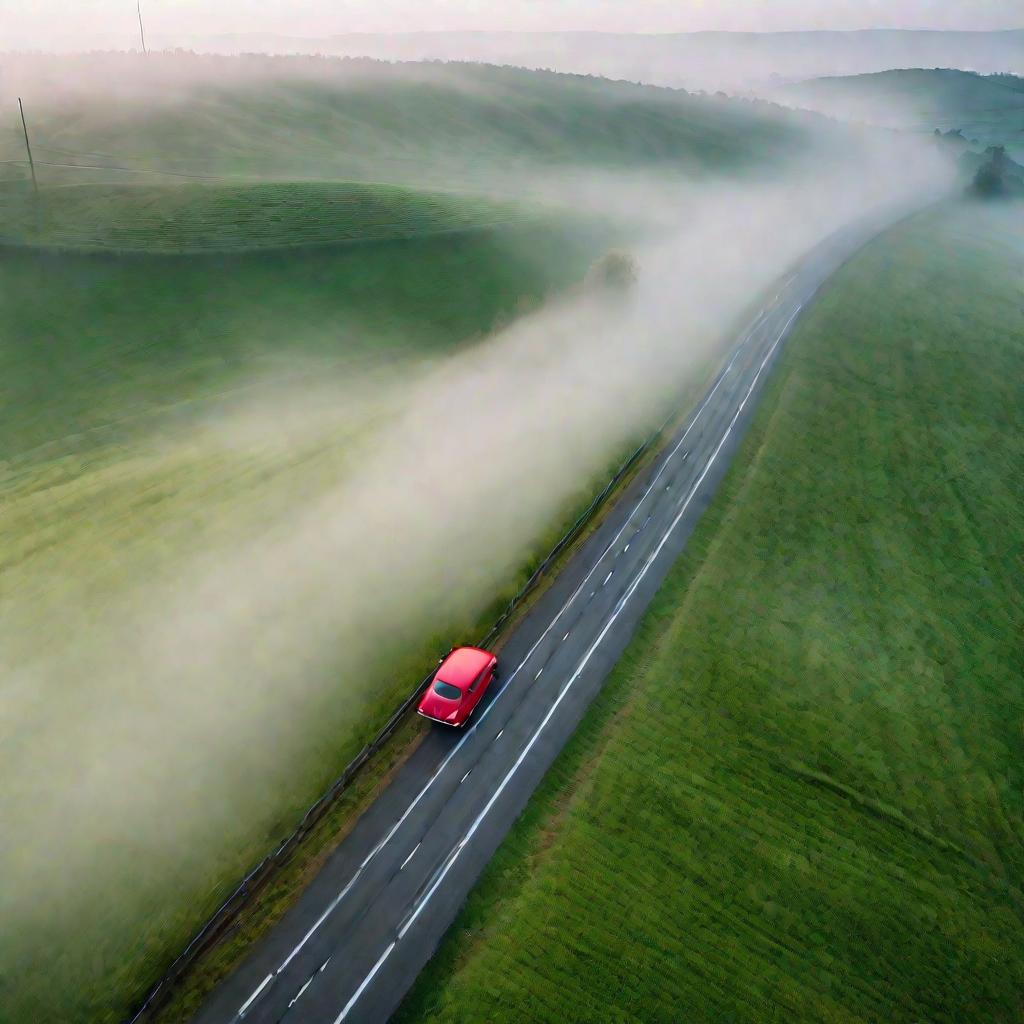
[769,69,1024,156]
[0,54,805,192]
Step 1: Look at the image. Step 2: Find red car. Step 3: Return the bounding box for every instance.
[417,646,498,727]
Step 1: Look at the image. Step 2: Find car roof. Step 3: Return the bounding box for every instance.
[437,646,493,687]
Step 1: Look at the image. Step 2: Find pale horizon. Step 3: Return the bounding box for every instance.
[2,0,1022,53]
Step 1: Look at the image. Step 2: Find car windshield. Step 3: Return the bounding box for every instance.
[433,680,462,701]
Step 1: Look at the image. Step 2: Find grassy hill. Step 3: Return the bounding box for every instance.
[771,69,1024,156]
[396,202,1024,1024]
[0,54,804,191]
[0,180,527,253]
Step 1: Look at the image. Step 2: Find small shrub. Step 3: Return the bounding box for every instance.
[587,250,638,293]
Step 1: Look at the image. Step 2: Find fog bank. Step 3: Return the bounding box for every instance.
[0,129,957,946]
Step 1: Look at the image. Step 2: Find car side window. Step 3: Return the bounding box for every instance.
[468,667,486,693]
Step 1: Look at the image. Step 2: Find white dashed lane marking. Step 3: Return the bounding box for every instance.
[288,977,313,1009]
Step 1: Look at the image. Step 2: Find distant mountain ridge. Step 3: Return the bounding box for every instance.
[10,29,1023,92]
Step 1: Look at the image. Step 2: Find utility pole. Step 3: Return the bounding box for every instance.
[137,0,148,55]
[17,97,38,198]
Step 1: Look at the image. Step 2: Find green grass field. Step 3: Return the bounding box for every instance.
[395,202,1024,1024]
[0,180,525,253]
[0,192,618,1023]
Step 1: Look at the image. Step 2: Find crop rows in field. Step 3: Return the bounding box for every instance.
[0,181,522,254]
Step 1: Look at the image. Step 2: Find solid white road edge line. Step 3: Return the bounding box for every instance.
[330,306,802,1023]
[331,943,395,1024]
[237,974,272,1018]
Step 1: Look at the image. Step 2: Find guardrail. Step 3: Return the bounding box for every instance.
[126,424,665,1024]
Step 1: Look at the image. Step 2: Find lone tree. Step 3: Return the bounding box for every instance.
[587,250,638,294]
[969,146,1024,199]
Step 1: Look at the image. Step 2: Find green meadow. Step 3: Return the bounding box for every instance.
[396,202,1024,1024]
[0,55,801,189]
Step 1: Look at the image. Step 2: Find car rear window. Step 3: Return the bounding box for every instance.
[433,680,462,701]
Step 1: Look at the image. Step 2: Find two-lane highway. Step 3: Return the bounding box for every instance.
[190,215,899,1024]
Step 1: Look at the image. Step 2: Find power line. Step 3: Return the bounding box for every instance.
[33,159,226,180]
[33,142,227,173]
[17,98,39,196]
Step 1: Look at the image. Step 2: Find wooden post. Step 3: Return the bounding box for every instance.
[18,97,38,198]
[137,1,148,55]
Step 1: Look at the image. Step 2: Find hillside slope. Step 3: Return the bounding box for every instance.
[0,55,805,190]
[770,69,1024,155]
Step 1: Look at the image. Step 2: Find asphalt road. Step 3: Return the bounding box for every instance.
[190,215,897,1024]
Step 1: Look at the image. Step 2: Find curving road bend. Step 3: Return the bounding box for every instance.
[190,215,897,1024]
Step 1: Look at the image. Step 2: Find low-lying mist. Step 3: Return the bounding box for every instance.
[0,58,962,1017]
[0,48,966,1015]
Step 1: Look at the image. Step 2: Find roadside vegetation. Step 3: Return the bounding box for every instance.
[396,202,1024,1024]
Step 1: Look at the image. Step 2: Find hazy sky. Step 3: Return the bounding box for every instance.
[2,0,1022,49]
